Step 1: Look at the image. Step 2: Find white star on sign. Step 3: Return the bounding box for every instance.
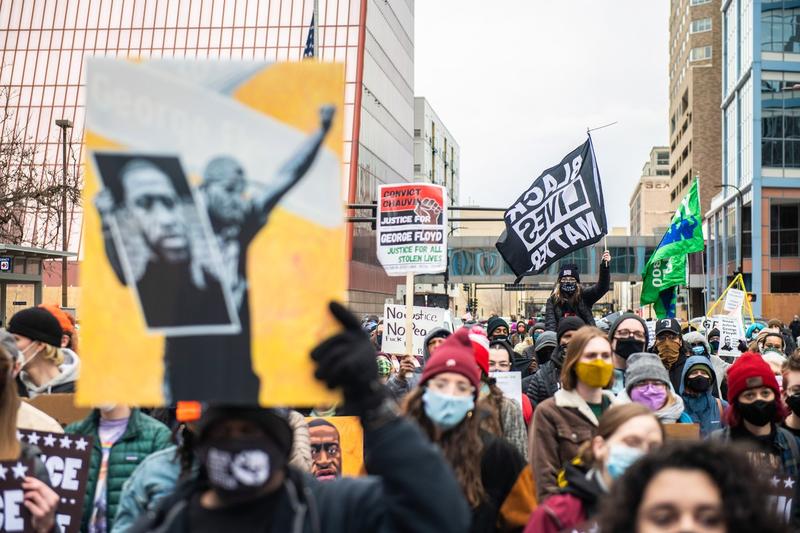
[27,432,40,446]
[43,434,56,447]
[0,464,8,480]
[785,478,796,489]
[12,462,27,479]
[59,435,72,449]
[15,431,22,442]
[74,437,88,451]
[771,476,780,487]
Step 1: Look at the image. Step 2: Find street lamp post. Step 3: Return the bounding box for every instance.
[716,183,744,275]
[55,119,72,308]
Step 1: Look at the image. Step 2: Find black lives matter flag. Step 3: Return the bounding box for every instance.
[496,137,607,281]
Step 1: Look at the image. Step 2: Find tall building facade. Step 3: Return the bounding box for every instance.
[707,0,800,321]
[0,0,414,315]
[629,146,672,236]
[668,0,722,216]
[413,97,460,205]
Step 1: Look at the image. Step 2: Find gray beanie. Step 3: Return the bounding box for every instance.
[535,331,557,352]
[0,329,20,361]
[625,352,670,394]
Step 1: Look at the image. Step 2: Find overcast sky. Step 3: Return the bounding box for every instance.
[414,1,670,231]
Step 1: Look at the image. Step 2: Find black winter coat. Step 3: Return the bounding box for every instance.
[525,359,561,406]
[544,263,610,332]
[129,417,470,533]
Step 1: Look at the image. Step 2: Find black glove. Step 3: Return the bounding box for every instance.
[312,302,386,417]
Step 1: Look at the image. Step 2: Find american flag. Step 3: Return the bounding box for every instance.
[303,15,315,58]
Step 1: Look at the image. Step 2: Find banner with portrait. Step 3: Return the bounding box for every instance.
[81,59,346,406]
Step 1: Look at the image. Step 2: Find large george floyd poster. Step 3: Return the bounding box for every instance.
[80,59,346,406]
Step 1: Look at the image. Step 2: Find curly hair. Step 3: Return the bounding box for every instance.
[402,387,486,508]
[598,441,787,533]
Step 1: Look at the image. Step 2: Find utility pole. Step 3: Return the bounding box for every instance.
[55,119,72,308]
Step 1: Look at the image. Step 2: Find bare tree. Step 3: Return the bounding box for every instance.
[0,82,81,248]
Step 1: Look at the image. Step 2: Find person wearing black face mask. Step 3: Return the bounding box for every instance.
[544,254,611,333]
[679,357,727,437]
[781,352,800,439]
[131,302,470,533]
[711,352,800,490]
[487,317,511,342]
[607,314,649,395]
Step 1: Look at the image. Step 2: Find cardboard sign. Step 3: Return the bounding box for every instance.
[0,459,35,532]
[81,59,346,407]
[305,416,364,480]
[703,315,745,357]
[724,288,745,314]
[23,394,91,427]
[489,371,523,409]
[18,430,92,533]
[663,423,700,441]
[382,304,445,357]
[377,184,447,275]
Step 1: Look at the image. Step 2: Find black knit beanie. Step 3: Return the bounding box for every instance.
[197,406,293,454]
[7,307,62,347]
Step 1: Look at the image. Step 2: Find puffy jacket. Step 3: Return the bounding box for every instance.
[112,446,180,533]
[66,408,172,532]
[129,416,471,533]
[525,359,561,406]
[544,263,610,332]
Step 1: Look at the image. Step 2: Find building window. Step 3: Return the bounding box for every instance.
[690,18,712,34]
[608,247,635,274]
[770,203,800,256]
[690,0,711,5]
[761,6,800,53]
[414,164,421,172]
[689,46,713,61]
[771,272,800,292]
[762,80,800,167]
[742,205,752,259]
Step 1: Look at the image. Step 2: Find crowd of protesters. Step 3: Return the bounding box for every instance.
[0,259,799,532]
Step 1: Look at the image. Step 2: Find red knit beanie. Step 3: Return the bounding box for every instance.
[420,328,481,392]
[726,352,781,404]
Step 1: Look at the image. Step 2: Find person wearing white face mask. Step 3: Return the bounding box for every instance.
[7,307,80,398]
[402,327,537,532]
[525,403,663,533]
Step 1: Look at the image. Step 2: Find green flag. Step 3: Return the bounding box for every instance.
[640,178,703,316]
[647,178,704,267]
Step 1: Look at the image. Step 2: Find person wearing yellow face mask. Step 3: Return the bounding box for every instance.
[529,326,616,500]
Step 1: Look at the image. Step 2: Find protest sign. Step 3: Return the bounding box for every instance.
[0,459,34,532]
[382,304,445,357]
[81,59,346,407]
[376,184,447,275]
[645,321,657,348]
[724,288,745,314]
[490,371,523,409]
[305,416,364,479]
[18,430,92,533]
[767,473,795,524]
[702,315,745,357]
[496,137,607,281]
[23,394,91,427]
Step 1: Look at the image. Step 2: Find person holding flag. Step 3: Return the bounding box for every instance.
[640,178,704,318]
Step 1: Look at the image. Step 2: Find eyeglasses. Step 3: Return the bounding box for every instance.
[615,329,646,341]
[489,361,511,370]
[311,443,340,459]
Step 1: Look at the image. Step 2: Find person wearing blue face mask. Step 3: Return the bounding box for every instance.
[524,403,663,533]
[402,327,537,532]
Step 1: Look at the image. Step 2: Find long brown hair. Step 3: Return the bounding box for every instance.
[402,387,486,508]
[578,403,662,466]
[552,281,583,307]
[0,345,21,460]
[561,326,611,390]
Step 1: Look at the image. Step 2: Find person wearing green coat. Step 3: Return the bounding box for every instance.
[66,406,171,532]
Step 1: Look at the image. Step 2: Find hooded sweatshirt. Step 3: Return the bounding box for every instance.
[385,327,450,401]
[19,348,80,398]
[682,331,730,397]
[678,355,727,437]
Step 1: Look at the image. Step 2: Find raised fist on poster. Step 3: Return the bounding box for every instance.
[414,197,442,224]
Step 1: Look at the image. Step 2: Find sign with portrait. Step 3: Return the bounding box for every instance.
[305,416,364,480]
[81,59,346,406]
